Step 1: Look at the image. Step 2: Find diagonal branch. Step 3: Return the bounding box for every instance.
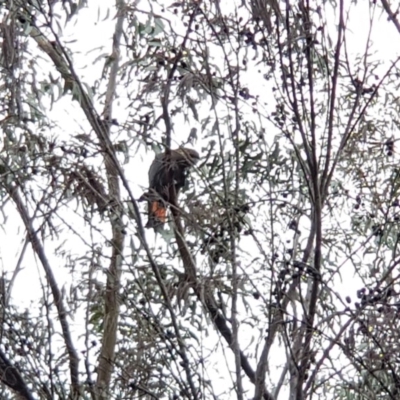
[381,0,400,34]
[171,210,275,400]
[6,185,80,395]
[0,348,35,400]
[17,4,126,397]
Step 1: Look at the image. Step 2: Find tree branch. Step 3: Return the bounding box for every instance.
[381,0,400,34]
[0,348,35,400]
[6,185,80,395]
[94,1,126,397]
[171,211,275,400]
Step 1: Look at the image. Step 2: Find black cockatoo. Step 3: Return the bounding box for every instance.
[146,148,199,229]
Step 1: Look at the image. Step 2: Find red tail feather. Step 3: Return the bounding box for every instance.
[150,201,167,223]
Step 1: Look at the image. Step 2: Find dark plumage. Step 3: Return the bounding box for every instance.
[146,148,199,229]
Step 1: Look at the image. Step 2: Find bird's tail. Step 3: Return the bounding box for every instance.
[146,200,167,229]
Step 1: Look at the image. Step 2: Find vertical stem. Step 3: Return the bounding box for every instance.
[95,1,125,397]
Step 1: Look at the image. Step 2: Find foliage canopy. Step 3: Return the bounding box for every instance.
[0,1,400,399]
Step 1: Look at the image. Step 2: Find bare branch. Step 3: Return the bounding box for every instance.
[6,185,80,395]
[0,348,35,400]
[94,1,126,397]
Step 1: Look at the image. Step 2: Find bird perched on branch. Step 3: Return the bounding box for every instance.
[145,147,199,230]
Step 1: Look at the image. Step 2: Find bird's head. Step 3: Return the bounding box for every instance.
[176,147,200,165]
